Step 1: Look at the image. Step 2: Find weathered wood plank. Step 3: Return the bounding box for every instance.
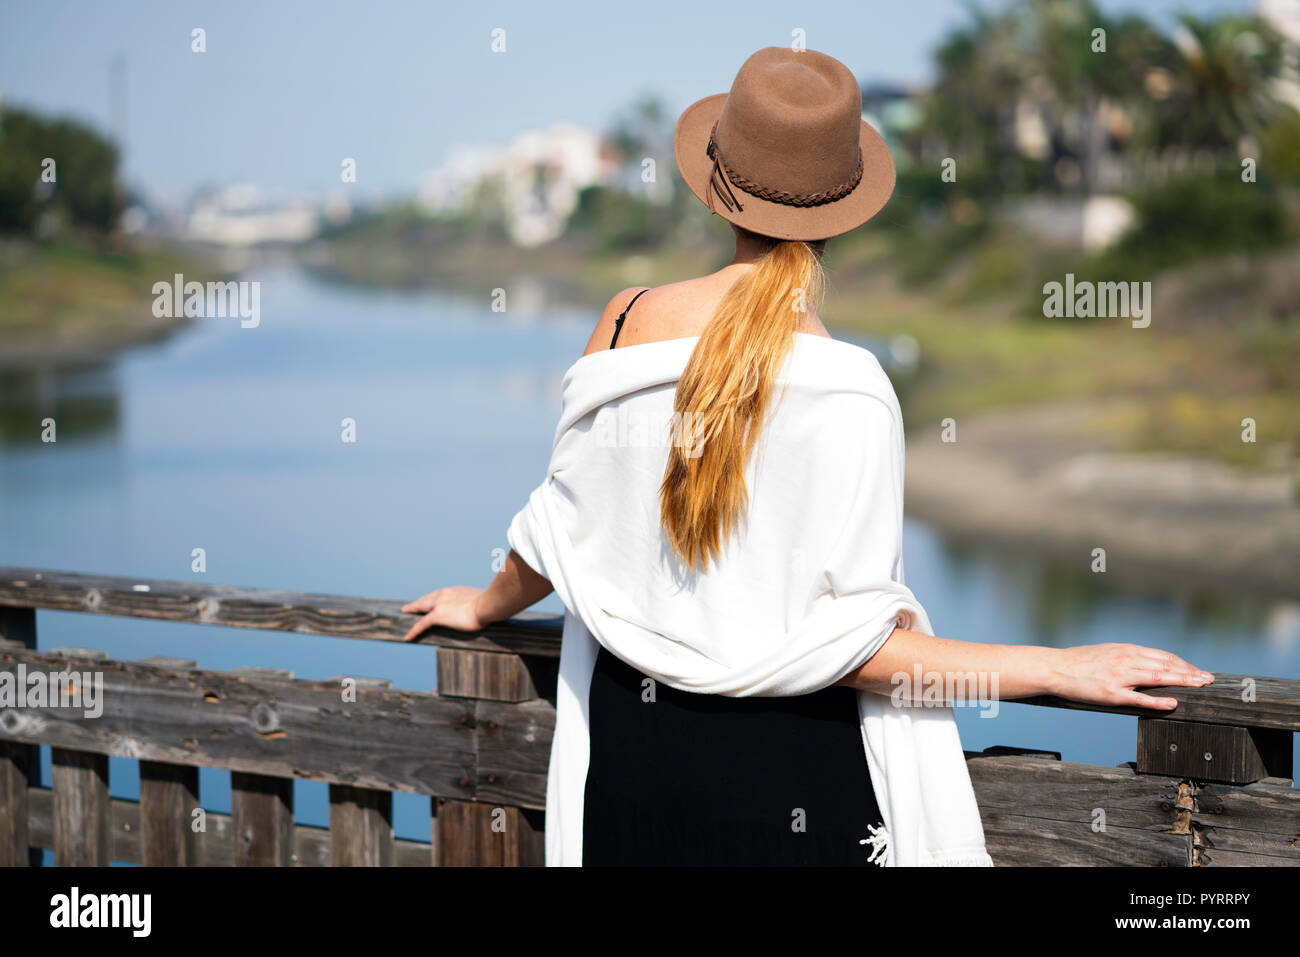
[980,809,1192,866]
[231,772,294,866]
[968,751,1300,866]
[25,787,433,866]
[51,748,110,865]
[0,647,551,805]
[0,567,562,657]
[1194,846,1300,866]
[328,785,393,866]
[436,799,544,866]
[1195,779,1300,834]
[967,752,1189,831]
[139,760,201,865]
[1194,825,1300,864]
[1191,779,1300,865]
[475,698,554,810]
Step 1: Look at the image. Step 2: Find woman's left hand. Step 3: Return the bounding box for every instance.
[401,586,487,641]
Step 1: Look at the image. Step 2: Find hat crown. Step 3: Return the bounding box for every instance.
[672,46,895,241]
[714,47,864,196]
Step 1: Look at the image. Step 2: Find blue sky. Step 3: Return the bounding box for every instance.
[0,0,1254,203]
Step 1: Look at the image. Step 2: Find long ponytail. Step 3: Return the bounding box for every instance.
[660,239,825,571]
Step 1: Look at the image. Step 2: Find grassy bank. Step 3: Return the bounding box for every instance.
[0,237,219,367]
[823,230,1300,472]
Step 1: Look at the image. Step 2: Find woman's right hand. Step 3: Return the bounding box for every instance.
[1046,643,1214,710]
[401,586,488,641]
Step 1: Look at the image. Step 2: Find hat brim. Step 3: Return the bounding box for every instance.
[673,93,896,242]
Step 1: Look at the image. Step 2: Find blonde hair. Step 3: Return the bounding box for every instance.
[660,238,825,571]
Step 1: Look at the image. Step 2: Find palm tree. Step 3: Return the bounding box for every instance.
[1159,14,1290,150]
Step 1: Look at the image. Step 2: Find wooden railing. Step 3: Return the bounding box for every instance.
[0,567,1296,866]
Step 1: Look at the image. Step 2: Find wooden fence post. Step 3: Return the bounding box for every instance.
[137,657,202,865]
[229,666,296,866]
[231,773,294,866]
[326,675,396,866]
[51,748,111,866]
[0,739,34,867]
[329,785,394,866]
[140,761,201,865]
[435,798,544,866]
[435,648,548,866]
[0,609,39,866]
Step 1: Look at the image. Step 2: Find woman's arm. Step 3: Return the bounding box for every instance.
[835,626,1214,710]
[402,549,553,641]
[403,296,636,643]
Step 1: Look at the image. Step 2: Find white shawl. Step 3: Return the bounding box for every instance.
[507,333,992,867]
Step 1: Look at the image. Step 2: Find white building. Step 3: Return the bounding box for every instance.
[184,184,325,246]
[418,122,620,247]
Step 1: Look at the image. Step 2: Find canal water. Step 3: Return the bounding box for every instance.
[2,265,1297,860]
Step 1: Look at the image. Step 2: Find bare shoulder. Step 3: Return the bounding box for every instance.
[580,280,705,355]
[579,271,826,356]
[581,286,651,357]
[597,274,743,352]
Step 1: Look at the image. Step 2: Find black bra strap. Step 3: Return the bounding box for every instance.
[610,288,651,349]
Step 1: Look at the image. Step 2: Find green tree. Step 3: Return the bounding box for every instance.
[0,107,125,235]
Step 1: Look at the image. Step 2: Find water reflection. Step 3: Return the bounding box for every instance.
[926,532,1296,650]
[0,360,122,446]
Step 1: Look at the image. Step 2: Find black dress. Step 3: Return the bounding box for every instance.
[583,646,885,866]
[582,290,885,866]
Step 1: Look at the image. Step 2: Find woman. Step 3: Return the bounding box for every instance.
[403,47,1213,866]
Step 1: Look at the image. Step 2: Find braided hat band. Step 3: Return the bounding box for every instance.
[704,122,865,214]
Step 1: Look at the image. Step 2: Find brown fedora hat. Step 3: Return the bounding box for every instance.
[674,47,895,242]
